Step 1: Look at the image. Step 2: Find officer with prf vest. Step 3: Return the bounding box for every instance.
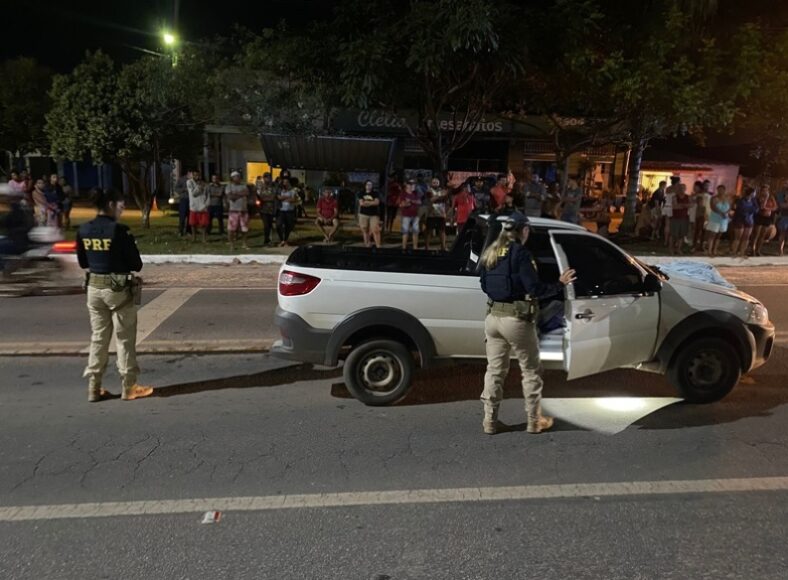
[77,188,153,402]
[479,212,576,434]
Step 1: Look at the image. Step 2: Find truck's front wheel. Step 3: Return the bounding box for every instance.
[343,339,414,406]
[667,337,742,403]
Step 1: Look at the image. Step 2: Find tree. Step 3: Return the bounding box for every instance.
[214,24,339,135]
[46,51,212,227]
[736,26,788,178]
[599,0,757,231]
[0,57,52,171]
[334,0,526,172]
[505,0,631,192]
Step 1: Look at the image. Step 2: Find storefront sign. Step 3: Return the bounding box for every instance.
[338,109,509,134]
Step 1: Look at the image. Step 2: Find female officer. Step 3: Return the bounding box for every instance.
[479,213,576,434]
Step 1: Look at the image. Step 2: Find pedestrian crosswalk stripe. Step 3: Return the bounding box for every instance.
[1,476,787,522]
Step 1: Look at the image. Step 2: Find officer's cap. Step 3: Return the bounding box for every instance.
[503,212,529,231]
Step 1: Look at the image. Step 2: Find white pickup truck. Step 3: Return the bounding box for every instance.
[272,216,775,406]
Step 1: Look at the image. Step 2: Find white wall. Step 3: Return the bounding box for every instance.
[640,164,739,193]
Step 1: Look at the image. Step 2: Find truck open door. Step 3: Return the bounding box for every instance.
[549,231,661,380]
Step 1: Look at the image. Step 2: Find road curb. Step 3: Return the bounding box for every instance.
[635,255,788,267]
[140,253,788,267]
[0,341,274,357]
[143,254,288,265]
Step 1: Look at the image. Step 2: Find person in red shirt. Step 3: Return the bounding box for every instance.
[385,172,402,233]
[452,185,476,234]
[315,187,340,243]
[399,180,422,250]
[489,174,510,210]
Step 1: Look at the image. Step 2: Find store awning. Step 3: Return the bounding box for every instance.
[259,133,396,172]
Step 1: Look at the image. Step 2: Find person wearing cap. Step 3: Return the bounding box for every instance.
[77,188,153,403]
[479,212,576,434]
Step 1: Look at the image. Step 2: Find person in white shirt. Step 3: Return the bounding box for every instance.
[663,176,679,248]
[188,171,210,243]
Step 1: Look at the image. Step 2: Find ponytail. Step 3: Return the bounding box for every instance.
[481,229,518,269]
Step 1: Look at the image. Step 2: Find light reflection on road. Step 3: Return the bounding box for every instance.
[540,397,683,434]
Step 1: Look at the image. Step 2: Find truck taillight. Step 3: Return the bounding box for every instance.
[279,270,321,296]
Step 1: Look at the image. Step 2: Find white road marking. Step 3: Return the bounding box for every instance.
[1,477,786,522]
[79,288,201,354]
[98,288,201,353]
[135,288,201,344]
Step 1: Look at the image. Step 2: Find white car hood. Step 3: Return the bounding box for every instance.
[663,273,756,303]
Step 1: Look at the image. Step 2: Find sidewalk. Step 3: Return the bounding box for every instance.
[142,252,788,268]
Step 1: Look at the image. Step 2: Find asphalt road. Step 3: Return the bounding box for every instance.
[0,271,786,579]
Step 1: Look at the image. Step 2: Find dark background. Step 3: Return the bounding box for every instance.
[2,0,338,71]
[4,0,788,72]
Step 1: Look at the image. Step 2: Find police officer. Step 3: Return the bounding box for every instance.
[479,212,576,434]
[77,188,153,403]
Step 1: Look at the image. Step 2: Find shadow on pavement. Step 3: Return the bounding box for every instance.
[330,362,677,404]
[153,363,342,398]
[330,348,788,430]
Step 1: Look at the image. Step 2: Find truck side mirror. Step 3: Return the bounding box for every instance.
[643,273,662,293]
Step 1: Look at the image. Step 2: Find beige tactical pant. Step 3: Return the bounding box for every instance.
[481,313,543,417]
[83,286,139,389]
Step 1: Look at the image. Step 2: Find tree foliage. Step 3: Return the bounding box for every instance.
[214,22,342,134]
[736,27,788,177]
[0,57,52,166]
[46,50,212,226]
[335,0,526,171]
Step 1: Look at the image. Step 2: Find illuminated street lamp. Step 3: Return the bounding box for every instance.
[161,30,179,67]
[162,31,177,47]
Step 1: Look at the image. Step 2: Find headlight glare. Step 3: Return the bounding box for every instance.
[749,303,769,325]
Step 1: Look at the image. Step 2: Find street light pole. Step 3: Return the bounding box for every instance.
[160,28,180,207]
[161,30,178,67]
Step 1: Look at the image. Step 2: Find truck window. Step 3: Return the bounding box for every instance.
[556,234,643,297]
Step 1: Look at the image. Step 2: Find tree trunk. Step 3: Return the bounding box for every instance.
[555,149,570,195]
[140,205,151,229]
[118,158,153,228]
[619,137,646,234]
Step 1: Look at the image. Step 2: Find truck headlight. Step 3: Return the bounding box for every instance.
[749,303,769,325]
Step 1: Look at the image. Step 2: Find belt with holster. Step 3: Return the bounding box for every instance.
[87,273,132,290]
[487,298,537,321]
[86,272,143,306]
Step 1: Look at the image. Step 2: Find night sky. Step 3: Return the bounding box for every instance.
[4,0,787,73]
[2,0,338,71]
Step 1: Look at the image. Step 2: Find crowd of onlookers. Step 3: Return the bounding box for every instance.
[176,168,787,255]
[637,177,788,257]
[5,170,74,229]
[5,165,786,257]
[173,169,310,250]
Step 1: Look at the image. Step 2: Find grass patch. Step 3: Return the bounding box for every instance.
[62,204,699,256]
[63,206,399,254]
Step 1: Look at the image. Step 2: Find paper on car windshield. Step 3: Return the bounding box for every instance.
[656,260,735,289]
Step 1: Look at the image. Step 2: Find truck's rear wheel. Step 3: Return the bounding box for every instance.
[667,337,741,403]
[343,339,414,406]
